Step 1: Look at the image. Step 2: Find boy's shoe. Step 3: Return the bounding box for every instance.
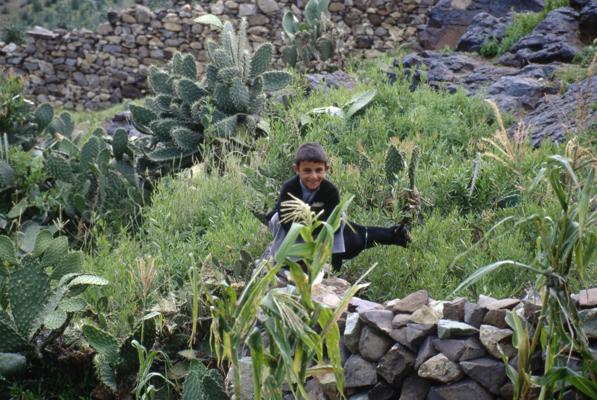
[392,224,411,247]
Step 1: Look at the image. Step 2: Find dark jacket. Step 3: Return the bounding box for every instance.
[270,175,340,233]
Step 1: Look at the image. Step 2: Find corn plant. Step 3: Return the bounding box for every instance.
[209,195,376,399]
[454,154,597,399]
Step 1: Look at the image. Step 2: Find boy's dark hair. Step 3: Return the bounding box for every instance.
[295,142,328,165]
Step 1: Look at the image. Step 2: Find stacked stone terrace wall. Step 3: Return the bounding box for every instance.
[0,0,435,110]
[290,279,597,399]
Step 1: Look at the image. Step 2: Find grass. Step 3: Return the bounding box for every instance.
[82,54,596,338]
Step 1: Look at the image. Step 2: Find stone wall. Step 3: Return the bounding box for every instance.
[0,0,435,110]
[286,278,596,399]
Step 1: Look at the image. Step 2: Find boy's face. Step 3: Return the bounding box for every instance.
[293,160,329,191]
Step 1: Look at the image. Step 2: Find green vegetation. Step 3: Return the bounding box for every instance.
[480,0,570,57]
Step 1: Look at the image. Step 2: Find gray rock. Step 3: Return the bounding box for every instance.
[464,302,487,328]
[579,2,597,43]
[349,297,383,313]
[225,356,254,400]
[410,305,442,325]
[487,75,558,112]
[442,298,467,321]
[390,323,435,351]
[368,381,397,400]
[415,335,438,370]
[257,0,280,14]
[433,337,485,362]
[522,76,597,146]
[483,309,509,329]
[392,313,412,328]
[427,379,492,400]
[456,12,511,53]
[377,343,415,387]
[134,5,154,24]
[418,353,464,383]
[460,357,507,395]
[573,288,597,309]
[344,354,378,388]
[389,289,429,313]
[499,7,582,67]
[239,4,257,16]
[477,295,497,308]
[359,325,393,362]
[579,308,597,339]
[398,376,431,400]
[479,324,515,359]
[344,312,362,353]
[485,298,521,310]
[360,309,393,334]
[437,319,478,339]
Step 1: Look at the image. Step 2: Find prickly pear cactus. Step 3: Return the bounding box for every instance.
[385,144,406,186]
[0,233,107,370]
[280,0,337,71]
[183,360,227,400]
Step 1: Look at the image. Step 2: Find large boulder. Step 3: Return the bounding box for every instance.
[418,0,544,50]
[579,1,597,43]
[498,7,582,67]
[456,12,511,52]
[520,76,597,146]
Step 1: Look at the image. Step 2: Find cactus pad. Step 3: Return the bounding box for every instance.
[46,154,74,182]
[249,43,273,79]
[176,79,207,104]
[34,103,54,129]
[9,259,50,338]
[0,161,16,188]
[44,308,67,330]
[41,236,69,268]
[80,136,101,170]
[262,71,293,92]
[112,129,130,161]
[172,127,202,150]
[32,230,53,258]
[385,145,406,186]
[148,67,174,95]
[0,312,28,352]
[129,105,157,131]
[0,235,17,265]
[0,352,27,378]
[230,78,250,111]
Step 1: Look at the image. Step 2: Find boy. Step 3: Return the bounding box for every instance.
[267,142,411,270]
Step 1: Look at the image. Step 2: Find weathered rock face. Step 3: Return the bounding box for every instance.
[418,0,543,50]
[579,1,597,43]
[498,7,582,67]
[0,0,435,110]
[456,11,511,52]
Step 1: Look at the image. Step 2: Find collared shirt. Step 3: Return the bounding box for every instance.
[299,179,319,203]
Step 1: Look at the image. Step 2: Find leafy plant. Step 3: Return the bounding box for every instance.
[130,16,292,169]
[209,195,375,399]
[454,154,597,399]
[83,319,156,393]
[0,231,108,379]
[280,0,337,71]
[384,143,420,221]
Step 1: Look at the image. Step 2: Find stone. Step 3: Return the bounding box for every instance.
[427,379,492,400]
[579,2,597,43]
[388,290,429,313]
[483,309,509,329]
[479,324,515,359]
[121,13,137,24]
[477,295,497,308]
[460,357,506,395]
[344,312,362,353]
[464,302,487,328]
[437,319,478,339]
[239,4,258,17]
[164,23,182,32]
[97,23,113,35]
[368,381,397,400]
[210,2,225,15]
[579,308,597,339]
[456,12,510,52]
[27,26,59,39]
[392,313,412,328]
[573,288,597,308]
[225,356,254,400]
[134,5,154,24]
[415,335,438,370]
[432,337,485,362]
[358,325,393,362]
[329,2,345,12]
[399,376,430,400]
[390,323,435,351]
[418,353,463,383]
[442,298,467,321]
[410,305,442,325]
[498,7,582,67]
[522,76,597,146]
[257,0,280,14]
[487,75,558,112]
[485,298,520,310]
[344,354,377,388]
[349,297,383,313]
[359,309,393,334]
[376,343,415,386]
